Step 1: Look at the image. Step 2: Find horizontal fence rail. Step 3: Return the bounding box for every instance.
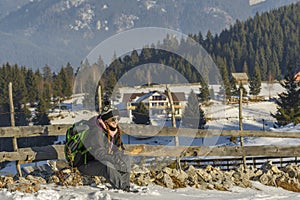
[0,145,300,163]
[1,145,300,164]
[0,123,299,165]
[181,156,299,170]
[0,123,299,138]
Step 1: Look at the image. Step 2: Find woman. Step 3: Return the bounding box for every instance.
[75,106,131,191]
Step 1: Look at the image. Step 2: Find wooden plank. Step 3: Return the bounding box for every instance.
[0,124,71,137]
[1,144,299,163]
[124,145,300,157]
[0,124,300,139]
[120,124,300,138]
[0,145,65,163]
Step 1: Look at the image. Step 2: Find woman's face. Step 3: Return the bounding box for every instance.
[106,116,119,128]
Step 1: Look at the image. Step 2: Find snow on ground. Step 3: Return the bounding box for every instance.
[0,181,300,200]
[50,110,98,125]
[1,83,300,199]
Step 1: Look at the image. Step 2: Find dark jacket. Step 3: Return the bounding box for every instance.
[73,115,126,170]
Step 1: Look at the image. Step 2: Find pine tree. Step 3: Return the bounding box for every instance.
[33,97,50,125]
[52,73,63,98]
[217,58,231,99]
[12,64,27,107]
[25,69,38,104]
[34,69,44,98]
[249,65,262,96]
[182,90,206,129]
[42,82,52,107]
[140,47,153,64]
[42,65,52,83]
[242,61,249,75]
[65,62,74,89]
[58,67,72,98]
[204,30,214,53]
[271,68,300,126]
[103,71,117,97]
[130,50,139,66]
[32,76,51,126]
[12,65,29,126]
[199,77,209,102]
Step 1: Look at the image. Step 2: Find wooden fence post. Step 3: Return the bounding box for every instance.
[166,85,181,171]
[9,82,15,127]
[9,82,22,177]
[239,86,247,169]
[98,84,102,113]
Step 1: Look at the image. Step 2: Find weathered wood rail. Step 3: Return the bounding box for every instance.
[0,123,299,165]
[181,156,298,170]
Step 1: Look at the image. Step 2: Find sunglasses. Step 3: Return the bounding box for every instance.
[107,116,120,122]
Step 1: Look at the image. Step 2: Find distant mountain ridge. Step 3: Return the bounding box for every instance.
[0,0,299,71]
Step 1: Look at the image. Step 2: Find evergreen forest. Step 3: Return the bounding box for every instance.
[0,63,74,127]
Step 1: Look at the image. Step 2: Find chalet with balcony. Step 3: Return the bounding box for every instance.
[121,90,186,119]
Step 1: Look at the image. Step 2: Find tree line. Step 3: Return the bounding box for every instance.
[0,63,74,127]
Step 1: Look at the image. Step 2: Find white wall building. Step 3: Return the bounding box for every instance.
[121,90,186,121]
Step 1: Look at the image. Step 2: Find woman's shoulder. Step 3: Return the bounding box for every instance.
[86,115,99,126]
[86,115,107,135]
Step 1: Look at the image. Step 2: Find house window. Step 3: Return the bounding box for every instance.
[152,95,166,101]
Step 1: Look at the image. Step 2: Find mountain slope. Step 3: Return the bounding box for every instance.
[0,0,298,70]
[0,0,30,19]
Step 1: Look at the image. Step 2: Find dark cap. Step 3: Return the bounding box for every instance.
[101,105,119,121]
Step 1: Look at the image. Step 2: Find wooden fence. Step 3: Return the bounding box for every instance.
[0,123,299,169]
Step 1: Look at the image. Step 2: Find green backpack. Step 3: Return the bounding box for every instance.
[64,120,91,166]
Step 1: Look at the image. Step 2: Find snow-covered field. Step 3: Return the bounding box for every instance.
[1,83,300,199]
[0,181,299,200]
